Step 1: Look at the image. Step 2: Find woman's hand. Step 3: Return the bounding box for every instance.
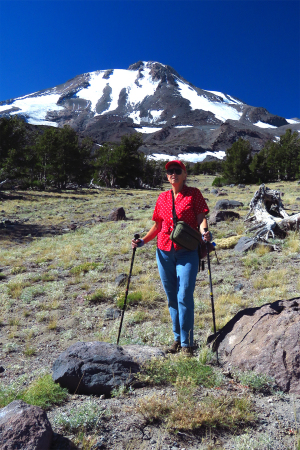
[202,230,212,242]
[131,238,144,249]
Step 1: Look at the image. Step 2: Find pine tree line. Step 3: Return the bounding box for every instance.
[213,129,300,186]
[0,117,164,190]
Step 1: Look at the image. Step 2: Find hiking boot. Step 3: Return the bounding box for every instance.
[181,346,193,357]
[165,341,181,354]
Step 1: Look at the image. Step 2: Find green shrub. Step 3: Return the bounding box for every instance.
[53,399,105,432]
[0,374,68,409]
[138,355,218,388]
[234,369,276,394]
[11,266,27,275]
[70,262,99,275]
[22,374,68,409]
[87,289,106,304]
[116,291,142,309]
[212,176,227,187]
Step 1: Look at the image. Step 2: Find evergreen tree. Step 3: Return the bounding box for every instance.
[32,125,92,188]
[0,116,28,181]
[279,129,300,180]
[250,129,300,183]
[94,134,144,187]
[222,138,252,184]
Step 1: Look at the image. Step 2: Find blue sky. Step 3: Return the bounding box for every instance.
[0,0,299,119]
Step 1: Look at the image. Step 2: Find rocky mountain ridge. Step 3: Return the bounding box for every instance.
[1,61,299,161]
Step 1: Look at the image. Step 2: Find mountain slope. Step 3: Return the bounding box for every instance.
[1,61,299,161]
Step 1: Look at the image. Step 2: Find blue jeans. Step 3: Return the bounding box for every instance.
[156,246,198,347]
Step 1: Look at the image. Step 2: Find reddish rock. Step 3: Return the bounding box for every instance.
[0,400,53,450]
[213,298,300,394]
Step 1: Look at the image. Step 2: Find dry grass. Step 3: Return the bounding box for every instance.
[283,231,300,254]
[252,269,288,290]
[136,392,255,430]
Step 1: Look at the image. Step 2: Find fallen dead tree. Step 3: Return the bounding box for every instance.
[244,184,300,240]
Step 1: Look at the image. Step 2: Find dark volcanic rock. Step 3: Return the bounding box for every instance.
[108,207,126,221]
[0,400,53,450]
[52,341,164,395]
[209,210,240,224]
[215,199,244,210]
[246,106,288,128]
[213,298,300,394]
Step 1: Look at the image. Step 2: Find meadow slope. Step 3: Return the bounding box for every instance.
[1,175,300,449]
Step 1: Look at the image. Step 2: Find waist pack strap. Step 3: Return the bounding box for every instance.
[171,190,177,228]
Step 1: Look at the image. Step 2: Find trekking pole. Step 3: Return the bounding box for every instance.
[204,228,219,364]
[117,233,140,345]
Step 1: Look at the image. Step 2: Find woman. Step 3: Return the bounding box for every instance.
[132,160,211,355]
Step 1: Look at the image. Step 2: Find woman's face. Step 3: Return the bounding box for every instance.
[166,164,187,186]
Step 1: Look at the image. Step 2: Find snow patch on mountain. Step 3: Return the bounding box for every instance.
[134,127,163,133]
[177,80,242,122]
[8,94,64,127]
[129,109,165,124]
[149,151,226,163]
[206,91,243,105]
[286,119,300,124]
[77,67,160,116]
[254,121,277,129]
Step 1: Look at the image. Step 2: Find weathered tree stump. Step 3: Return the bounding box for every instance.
[244,184,300,240]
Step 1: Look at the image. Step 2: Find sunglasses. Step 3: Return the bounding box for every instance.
[166,168,182,175]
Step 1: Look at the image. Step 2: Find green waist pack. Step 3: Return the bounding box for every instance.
[170,221,202,251]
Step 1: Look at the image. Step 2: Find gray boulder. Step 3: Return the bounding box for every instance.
[215,199,244,210]
[0,400,53,450]
[212,298,300,394]
[234,236,274,253]
[209,210,240,225]
[52,341,164,396]
[234,236,259,253]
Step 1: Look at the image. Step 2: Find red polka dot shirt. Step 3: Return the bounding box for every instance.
[152,184,209,251]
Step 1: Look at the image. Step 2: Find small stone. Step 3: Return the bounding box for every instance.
[234,283,244,291]
[104,308,121,320]
[115,273,127,286]
[0,366,4,373]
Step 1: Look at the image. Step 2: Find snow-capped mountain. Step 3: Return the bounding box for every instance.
[1,61,299,162]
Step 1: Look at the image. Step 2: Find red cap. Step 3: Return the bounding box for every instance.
[165,160,187,171]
